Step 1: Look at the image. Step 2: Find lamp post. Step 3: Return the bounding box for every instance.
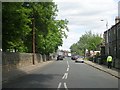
[101,19,109,55]
[100,19,108,29]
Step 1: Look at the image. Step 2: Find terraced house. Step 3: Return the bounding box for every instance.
[104,17,120,69]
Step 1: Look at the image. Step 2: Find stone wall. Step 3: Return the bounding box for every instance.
[2,52,51,82]
[2,52,45,69]
[114,58,120,69]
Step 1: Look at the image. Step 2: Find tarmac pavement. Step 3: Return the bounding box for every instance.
[84,60,120,79]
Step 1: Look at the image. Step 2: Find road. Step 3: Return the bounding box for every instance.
[3,57,118,89]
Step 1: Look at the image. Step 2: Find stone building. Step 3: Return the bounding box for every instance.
[104,17,120,68]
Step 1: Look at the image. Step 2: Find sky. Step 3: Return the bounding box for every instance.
[54,0,119,51]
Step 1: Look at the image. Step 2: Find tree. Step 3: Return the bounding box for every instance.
[2,2,69,55]
[70,43,81,55]
[25,2,68,54]
[70,31,103,55]
[35,19,68,55]
[2,2,32,52]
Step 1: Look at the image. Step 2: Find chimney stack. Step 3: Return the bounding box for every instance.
[116,1,120,24]
[115,16,120,24]
[118,1,120,17]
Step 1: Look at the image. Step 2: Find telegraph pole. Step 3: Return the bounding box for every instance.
[23,2,35,65]
[32,15,35,65]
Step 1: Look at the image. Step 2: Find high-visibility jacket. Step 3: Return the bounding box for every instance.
[107,56,112,62]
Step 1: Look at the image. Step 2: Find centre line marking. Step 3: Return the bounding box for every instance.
[62,73,68,79]
[68,65,70,68]
[66,67,69,72]
[57,82,62,89]
[64,82,68,90]
[67,61,70,68]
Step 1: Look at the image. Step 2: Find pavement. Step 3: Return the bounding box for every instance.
[17,60,54,74]
[84,60,120,79]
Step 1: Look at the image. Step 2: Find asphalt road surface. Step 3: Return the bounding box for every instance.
[3,57,118,89]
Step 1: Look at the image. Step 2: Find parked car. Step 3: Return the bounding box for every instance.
[79,56,84,59]
[75,58,84,63]
[71,55,78,60]
[57,55,64,60]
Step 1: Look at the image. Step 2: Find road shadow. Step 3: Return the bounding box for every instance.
[2,73,59,88]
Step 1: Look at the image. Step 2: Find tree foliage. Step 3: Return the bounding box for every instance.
[3,2,32,52]
[70,31,103,55]
[2,2,69,55]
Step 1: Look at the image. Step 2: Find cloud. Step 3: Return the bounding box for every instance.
[59,31,81,51]
[54,0,118,51]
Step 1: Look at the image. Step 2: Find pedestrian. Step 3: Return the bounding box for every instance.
[107,55,112,69]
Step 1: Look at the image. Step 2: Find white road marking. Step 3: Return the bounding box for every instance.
[58,61,69,89]
[66,67,69,72]
[67,61,70,68]
[62,73,68,79]
[68,65,70,68]
[67,61,68,65]
[64,82,68,90]
[57,82,62,89]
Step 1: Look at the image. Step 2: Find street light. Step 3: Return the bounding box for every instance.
[100,19,109,55]
[100,19,108,30]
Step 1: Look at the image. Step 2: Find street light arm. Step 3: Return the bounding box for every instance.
[106,21,108,30]
[100,19,108,30]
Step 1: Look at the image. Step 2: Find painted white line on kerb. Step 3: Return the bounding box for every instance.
[62,73,68,79]
[64,83,68,90]
[66,67,69,72]
[57,82,62,89]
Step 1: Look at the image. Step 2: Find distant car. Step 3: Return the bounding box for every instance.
[57,55,64,60]
[71,55,78,60]
[75,58,84,63]
[79,56,84,59]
